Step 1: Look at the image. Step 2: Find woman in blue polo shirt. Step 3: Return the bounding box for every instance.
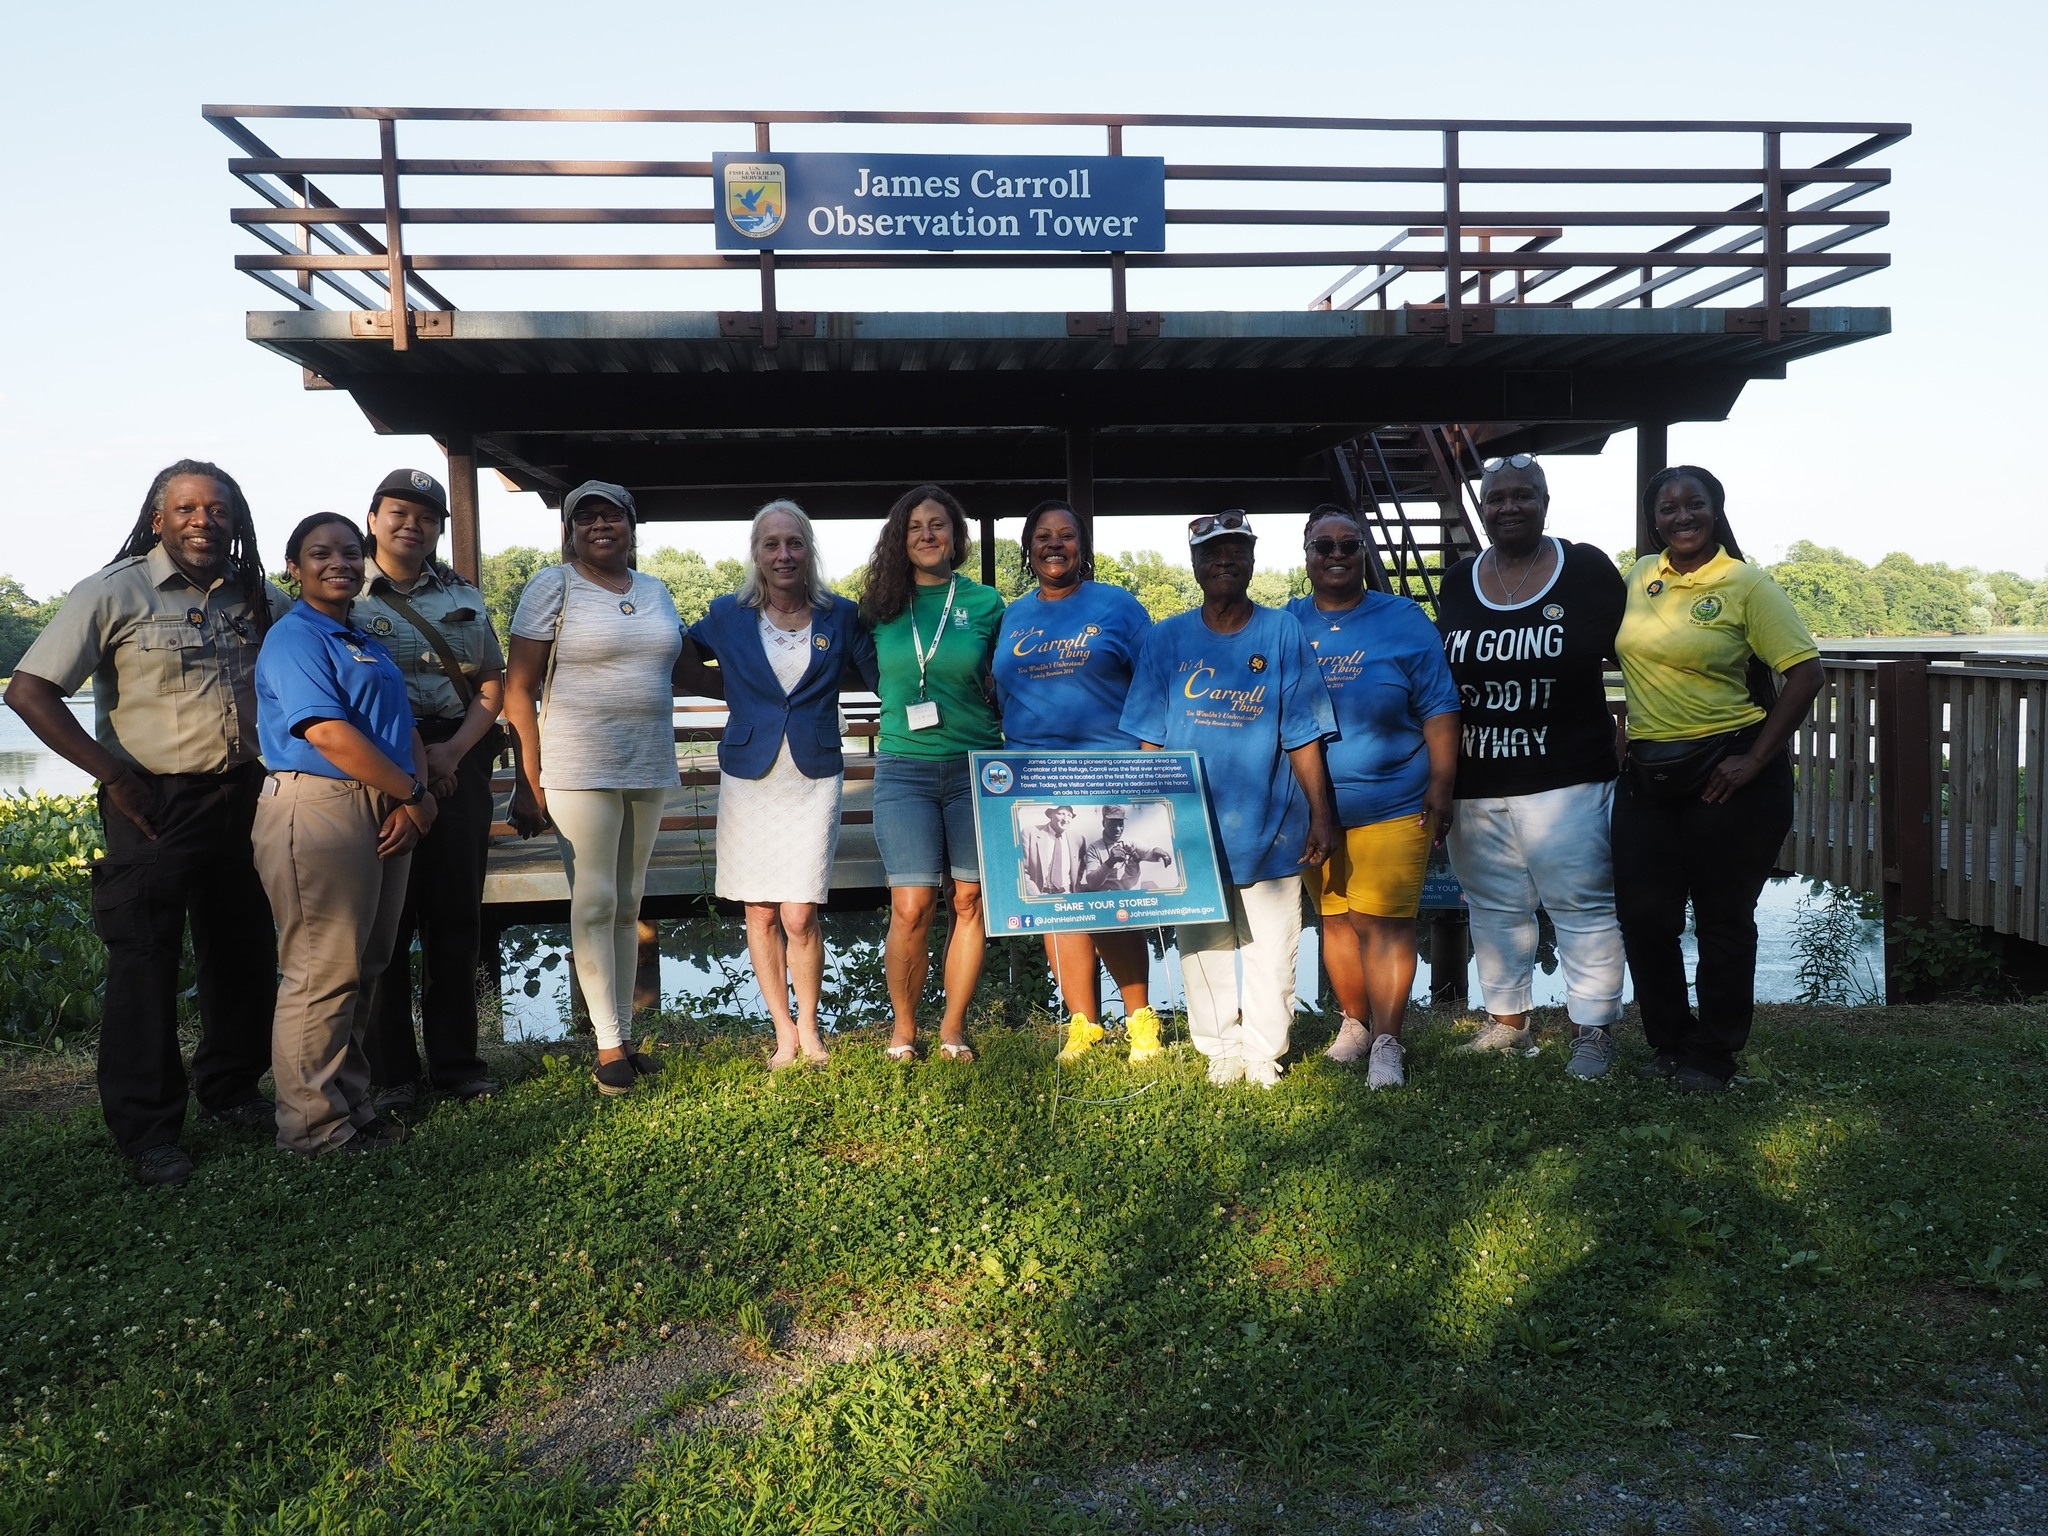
[687,499,877,1070]
[992,499,1164,1065]
[1120,512,1336,1089]
[253,513,434,1157]
[1286,506,1460,1090]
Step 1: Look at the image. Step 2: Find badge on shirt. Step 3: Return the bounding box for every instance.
[906,699,941,731]
[185,607,206,627]
[813,634,830,651]
[1543,603,1564,621]
[371,616,395,636]
[619,599,637,615]
[1690,594,1724,624]
[1646,579,1665,596]
[1248,654,1268,673]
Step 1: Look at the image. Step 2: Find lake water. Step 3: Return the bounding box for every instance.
[0,698,1889,1033]
[491,877,1883,1042]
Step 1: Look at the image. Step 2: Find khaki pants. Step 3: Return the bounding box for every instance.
[252,772,412,1153]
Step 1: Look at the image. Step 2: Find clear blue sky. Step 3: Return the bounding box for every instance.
[3,0,2038,598]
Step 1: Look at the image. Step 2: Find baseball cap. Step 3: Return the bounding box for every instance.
[1188,510,1254,546]
[563,480,638,523]
[371,467,448,516]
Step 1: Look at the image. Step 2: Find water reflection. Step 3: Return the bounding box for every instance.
[492,877,1884,1041]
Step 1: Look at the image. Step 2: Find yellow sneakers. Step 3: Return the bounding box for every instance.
[1126,1006,1164,1063]
[1057,1013,1106,1062]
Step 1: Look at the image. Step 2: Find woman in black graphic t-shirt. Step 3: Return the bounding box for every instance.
[1435,455,1628,1080]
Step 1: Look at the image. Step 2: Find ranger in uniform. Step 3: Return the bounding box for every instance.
[4,460,287,1186]
[352,469,508,1111]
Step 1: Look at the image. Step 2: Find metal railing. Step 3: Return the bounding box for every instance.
[205,107,1906,350]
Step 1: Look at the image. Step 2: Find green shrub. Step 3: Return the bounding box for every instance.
[0,792,105,1043]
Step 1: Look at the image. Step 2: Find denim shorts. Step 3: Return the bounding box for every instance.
[871,753,982,887]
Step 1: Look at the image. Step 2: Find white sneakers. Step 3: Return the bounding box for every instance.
[1462,1019,1533,1054]
[1366,1033,1406,1090]
[1324,1017,1372,1064]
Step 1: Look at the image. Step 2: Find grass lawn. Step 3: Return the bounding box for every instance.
[1,1000,2043,1533]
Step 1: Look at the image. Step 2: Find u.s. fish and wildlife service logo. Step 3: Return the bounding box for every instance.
[370,615,395,637]
[1690,594,1724,624]
[723,162,785,238]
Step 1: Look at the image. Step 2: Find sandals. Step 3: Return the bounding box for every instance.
[937,1040,975,1064]
[885,1042,917,1063]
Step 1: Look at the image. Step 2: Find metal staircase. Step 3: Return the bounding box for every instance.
[1326,424,1486,610]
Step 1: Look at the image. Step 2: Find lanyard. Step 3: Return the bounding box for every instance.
[906,575,957,701]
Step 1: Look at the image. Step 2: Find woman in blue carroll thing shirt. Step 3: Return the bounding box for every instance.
[1286,505,1460,1092]
[992,500,1164,1066]
[1120,512,1336,1090]
[252,514,435,1158]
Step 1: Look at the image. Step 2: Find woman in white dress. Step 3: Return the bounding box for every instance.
[685,501,878,1068]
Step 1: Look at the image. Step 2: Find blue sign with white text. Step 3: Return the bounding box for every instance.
[972,750,1227,937]
[714,152,1166,252]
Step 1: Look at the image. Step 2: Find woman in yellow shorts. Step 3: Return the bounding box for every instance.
[1286,507,1461,1088]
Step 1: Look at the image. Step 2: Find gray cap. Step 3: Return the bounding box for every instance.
[563,480,637,522]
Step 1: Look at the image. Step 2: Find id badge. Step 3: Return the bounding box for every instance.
[905,699,941,732]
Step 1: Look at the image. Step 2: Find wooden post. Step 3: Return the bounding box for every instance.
[1442,129,1463,346]
[1429,910,1469,1007]
[1877,658,1935,1001]
[377,116,410,351]
[444,431,481,584]
[1635,421,1669,556]
[1066,425,1095,548]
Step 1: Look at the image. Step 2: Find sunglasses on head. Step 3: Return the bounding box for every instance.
[1482,454,1538,472]
[1306,536,1364,557]
[1188,511,1251,539]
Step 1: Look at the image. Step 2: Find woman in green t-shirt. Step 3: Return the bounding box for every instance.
[858,485,1006,1063]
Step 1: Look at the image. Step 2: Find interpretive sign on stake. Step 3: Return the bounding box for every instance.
[714,152,1166,252]
[971,750,1226,937]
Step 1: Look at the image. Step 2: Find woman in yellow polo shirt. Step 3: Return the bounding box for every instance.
[1613,466,1822,1093]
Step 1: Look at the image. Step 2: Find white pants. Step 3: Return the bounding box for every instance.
[547,788,666,1049]
[1177,875,1304,1068]
[1446,780,1625,1027]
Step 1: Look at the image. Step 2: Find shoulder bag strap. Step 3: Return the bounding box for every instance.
[375,586,475,707]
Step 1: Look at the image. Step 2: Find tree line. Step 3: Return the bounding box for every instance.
[2,540,2039,677]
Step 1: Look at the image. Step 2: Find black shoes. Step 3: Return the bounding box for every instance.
[624,1052,660,1079]
[592,1058,638,1095]
[339,1116,412,1156]
[130,1144,195,1187]
[201,1098,278,1135]
[1635,1051,1684,1081]
[448,1076,501,1101]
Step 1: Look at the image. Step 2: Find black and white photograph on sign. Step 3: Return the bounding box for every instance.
[1015,801,1181,899]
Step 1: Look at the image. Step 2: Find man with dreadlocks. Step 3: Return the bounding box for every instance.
[6,460,289,1186]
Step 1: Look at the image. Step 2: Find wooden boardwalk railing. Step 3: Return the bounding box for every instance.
[1780,653,2048,971]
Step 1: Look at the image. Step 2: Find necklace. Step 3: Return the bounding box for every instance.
[574,560,632,596]
[764,595,811,629]
[1485,542,1550,605]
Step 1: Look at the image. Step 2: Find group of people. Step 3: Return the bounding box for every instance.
[6,454,1818,1187]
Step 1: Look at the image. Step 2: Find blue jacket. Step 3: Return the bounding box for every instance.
[688,593,879,780]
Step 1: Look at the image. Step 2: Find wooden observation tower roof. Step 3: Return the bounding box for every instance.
[208,106,1907,580]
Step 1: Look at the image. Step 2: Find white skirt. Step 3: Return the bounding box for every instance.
[713,741,843,904]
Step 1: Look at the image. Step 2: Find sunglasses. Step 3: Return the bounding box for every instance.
[1306,536,1364,557]
[1482,454,1538,472]
[1188,511,1251,539]
[569,506,629,528]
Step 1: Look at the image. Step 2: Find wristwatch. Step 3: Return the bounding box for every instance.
[405,779,429,805]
